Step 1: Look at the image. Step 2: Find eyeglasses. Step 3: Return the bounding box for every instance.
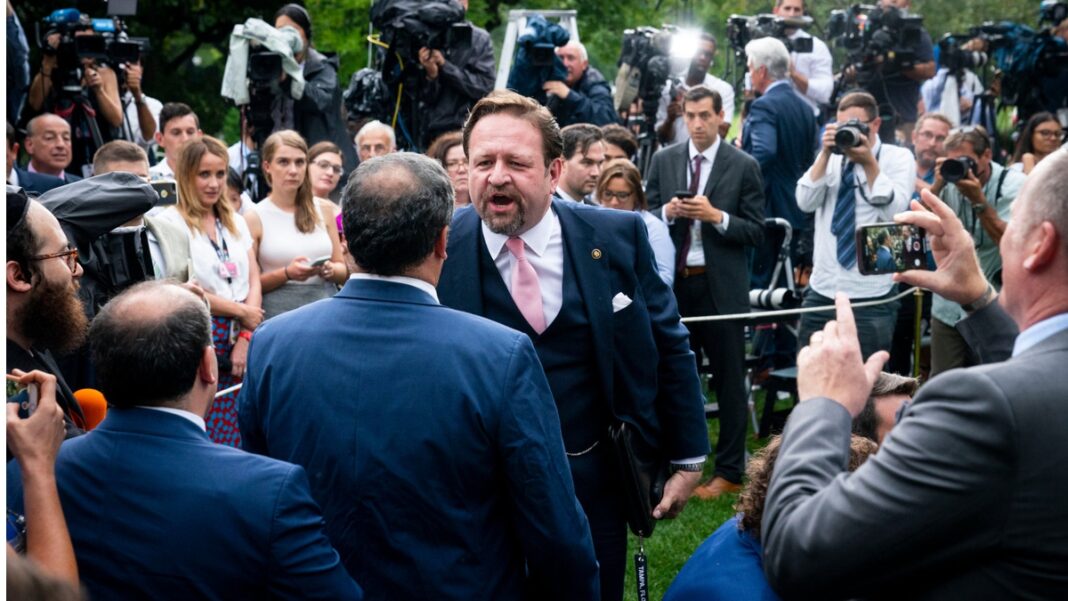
[1035,128,1065,139]
[445,159,467,171]
[600,190,633,201]
[29,247,79,272]
[312,160,343,175]
[916,130,947,143]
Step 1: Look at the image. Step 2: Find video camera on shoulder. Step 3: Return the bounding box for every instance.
[370,0,471,84]
[726,14,814,56]
[827,4,924,75]
[37,1,148,96]
[833,119,870,154]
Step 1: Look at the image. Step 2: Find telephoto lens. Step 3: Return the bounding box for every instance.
[940,156,977,183]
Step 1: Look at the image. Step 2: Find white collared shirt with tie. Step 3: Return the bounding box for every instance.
[660,138,730,267]
[482,207,565,329]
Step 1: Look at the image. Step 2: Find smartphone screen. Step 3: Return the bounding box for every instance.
[855,223,929,275]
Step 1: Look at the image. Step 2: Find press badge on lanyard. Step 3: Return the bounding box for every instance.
[208,219,240,343]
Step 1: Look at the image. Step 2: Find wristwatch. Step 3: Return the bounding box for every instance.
[670,462,704,473]
[961,283,997,314]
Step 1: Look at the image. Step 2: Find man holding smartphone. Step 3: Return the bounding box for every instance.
[646,85,766,499]
[796,91,914,361]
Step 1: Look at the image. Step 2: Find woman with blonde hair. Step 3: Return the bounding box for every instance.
[159,135,264,446]
[244,130,347,319]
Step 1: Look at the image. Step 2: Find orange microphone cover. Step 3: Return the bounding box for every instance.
[73,389,107,431]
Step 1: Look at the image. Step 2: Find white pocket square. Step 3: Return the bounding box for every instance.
[612,292,633,313]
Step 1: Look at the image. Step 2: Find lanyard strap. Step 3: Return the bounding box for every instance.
[207,218,233,285]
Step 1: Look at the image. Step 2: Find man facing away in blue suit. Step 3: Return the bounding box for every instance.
[239,152,600,600]
[742,37,819,289]
[6,281,362,601]
[437,90,710,601]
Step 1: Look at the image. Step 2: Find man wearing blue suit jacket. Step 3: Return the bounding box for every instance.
[7,281,361,601]
[437,90,710,601]
[742,37,819,288]
[6,122,67,195]
[239,152,600,600]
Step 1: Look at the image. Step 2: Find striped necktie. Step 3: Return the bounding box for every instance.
[831,160,857,269]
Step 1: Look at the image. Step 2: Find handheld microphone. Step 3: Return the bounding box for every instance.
[73,389,108,430]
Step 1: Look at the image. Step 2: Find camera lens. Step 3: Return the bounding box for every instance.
[834,126,862,150]
[940,157,969,183]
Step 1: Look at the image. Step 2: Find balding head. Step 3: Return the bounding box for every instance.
[556,42,589,87]
[90,281,212,409]
[24,114,72,176]
[341,153,453,276]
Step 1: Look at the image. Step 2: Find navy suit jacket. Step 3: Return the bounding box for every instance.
[7,408,361,601]
[438,201,710,461]
[742,82,818,231]
[12,166,70,195]
[239,278,600,600]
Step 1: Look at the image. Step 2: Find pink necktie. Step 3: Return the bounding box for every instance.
[505,237,546,334]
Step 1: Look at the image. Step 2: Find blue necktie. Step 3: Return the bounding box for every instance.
[831,161,857,269]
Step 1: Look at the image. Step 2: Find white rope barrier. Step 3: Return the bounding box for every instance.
[680,286,919,324]
[215,383,243,398]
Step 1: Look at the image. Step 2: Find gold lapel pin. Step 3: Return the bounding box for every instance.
[591,249,602,260]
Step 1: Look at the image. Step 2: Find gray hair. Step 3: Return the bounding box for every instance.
[354,119,397,149]
[341,152,453,276]
[745,37,791,81]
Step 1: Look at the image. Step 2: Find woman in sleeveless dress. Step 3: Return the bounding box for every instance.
[244,130,347,320]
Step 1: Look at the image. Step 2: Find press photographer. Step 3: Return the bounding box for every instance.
[370,0,480,150]
[829,0,935,143]
[771,0,833,120]
[415,0,493,148]
[27,8,128,177]
[656,31,734,146]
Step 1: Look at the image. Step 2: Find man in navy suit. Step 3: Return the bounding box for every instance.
[7,281,361,601]
[437,90,710,601]
[21,114,83,187]
[240,152,600,600]
[742,37,818,288]
[7,122,65,195]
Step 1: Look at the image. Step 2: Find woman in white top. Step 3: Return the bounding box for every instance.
[161,135,263,447]
[245,130,346,319]
[596,159,676,286]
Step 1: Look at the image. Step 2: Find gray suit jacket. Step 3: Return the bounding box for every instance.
[645,140,765,313]
[762,310,1068,600]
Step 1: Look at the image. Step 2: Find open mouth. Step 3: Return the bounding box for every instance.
[488,193,516,212]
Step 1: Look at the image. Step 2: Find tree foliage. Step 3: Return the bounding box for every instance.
[14,0,1041,139]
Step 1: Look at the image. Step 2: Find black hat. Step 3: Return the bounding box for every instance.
[7,185,30,234]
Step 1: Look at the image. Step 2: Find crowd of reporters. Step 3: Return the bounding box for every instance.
[7,0,1068,599]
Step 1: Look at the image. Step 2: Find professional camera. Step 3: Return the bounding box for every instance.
[726,14,814,56]
[833,118,870,153]
[37,2,146,96]
[828,4,925,77]
[368,0,471,148]
[938,34,988,73]
[940,156,977,183]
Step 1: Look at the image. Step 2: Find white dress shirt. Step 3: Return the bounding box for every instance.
[348,272,439,303]
[139,406,206,431]
[482,207,564,329]
[797,140,916,299]
[789,30,834,114]
[149,159,175,181]
[660,138,731,267]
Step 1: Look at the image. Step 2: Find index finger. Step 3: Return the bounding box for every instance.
[834,292,858,342]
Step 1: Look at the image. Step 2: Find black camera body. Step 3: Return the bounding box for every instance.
[38,5,146,96]
[940,156,978,183]
[833,119,870,154]
[938,34,988,74]
[727,14,814,57]
[371,0,470,86]
[828,5,924,76]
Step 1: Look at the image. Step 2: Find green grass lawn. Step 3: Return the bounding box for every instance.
[621,389,788,601]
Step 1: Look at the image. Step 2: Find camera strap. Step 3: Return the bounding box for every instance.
[969,168,1009,247]
[854,147,885,206]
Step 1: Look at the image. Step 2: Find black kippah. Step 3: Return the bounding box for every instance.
[7,185,30,234]
[275,3,312,44]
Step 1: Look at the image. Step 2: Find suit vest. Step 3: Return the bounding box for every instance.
[477,239,609,453]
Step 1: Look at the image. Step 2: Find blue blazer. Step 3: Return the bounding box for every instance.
[6,408,361,601]
[13,166,70,195]
[742,82,819,231]
[438,201,710,461]
[239,278,600,600]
